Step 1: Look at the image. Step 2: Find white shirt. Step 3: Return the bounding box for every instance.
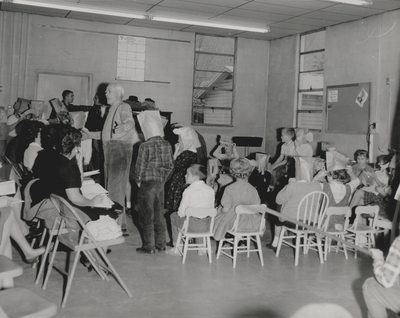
[23,142,42,171]
[177,180,215,217]
[320,178,360,204]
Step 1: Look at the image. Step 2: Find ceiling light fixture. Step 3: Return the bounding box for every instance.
[4,0,269,33]
[326,0,373,5]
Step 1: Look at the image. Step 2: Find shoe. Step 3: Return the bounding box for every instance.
[136,247,155,254]
[25,228,42,241]
[266,243,277,253]
[157,247,166,253]
[125,208,132,217]
[166,241,174,248]
[106,249,112,254]
[122,233,130,237]
[166,247,182,256]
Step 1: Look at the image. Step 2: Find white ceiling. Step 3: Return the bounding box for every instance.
[2,0,400,40]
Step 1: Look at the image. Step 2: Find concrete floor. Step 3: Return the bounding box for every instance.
[9,217,389,318]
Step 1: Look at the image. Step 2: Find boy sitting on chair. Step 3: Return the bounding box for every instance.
[167,164,215,256]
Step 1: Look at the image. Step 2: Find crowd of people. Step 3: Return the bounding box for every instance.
[0,83,399,317]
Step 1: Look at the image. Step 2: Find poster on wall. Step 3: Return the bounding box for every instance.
[116,35,146,81]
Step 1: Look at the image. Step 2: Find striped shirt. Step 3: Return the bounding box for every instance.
[134,136,174,183]
[374,236,400,287]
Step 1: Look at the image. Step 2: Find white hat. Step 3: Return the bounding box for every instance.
[326,150,348,171]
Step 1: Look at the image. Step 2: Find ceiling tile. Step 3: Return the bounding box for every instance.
[153,0,231,14]
[252,0,334,10]
[270,21,320,32]
[286,16,335,27]
[80,1,153,12]
[164,0,249,7]
[224,8,292,22]
[302,10,360,22]
[239,2,314,16]
[321,4,385,16]
[67,11,132,24]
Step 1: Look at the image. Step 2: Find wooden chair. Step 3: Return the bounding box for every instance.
[216,204,267,268]
[276,191,329,266]
[347,205,380,259]
[175,207,217,264]
[322,207,351,260]
[42,194,132,308]
[0,255,23,281]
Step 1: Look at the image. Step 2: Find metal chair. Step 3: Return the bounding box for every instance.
[43,194,132,308]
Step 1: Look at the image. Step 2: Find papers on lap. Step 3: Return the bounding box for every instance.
[81,183,113,209]
[83,170,100,178]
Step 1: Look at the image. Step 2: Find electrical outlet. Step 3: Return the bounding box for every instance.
[372,122,376,129]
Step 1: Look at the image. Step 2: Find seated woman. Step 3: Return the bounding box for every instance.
[213,158,261,242]
[31,124,118,221]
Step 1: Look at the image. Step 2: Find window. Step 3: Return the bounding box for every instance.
[192,35,236,126]
[296,30,325,130]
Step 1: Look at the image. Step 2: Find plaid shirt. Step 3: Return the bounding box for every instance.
[134,136,174,183]
[374,236,400,288]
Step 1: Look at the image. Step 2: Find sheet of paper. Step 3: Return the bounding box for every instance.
[81,183,108,198]
[83,170,100,177]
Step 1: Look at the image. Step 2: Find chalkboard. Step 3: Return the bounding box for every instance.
[326,82,370,134]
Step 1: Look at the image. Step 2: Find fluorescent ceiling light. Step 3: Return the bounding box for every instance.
[152,17,269,33]
[4,0,269,33]
[326,0,372,5]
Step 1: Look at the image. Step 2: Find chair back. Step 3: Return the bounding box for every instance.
[50,194,93,238]
[352,205,380,230]
[183,207,217,235]
[296,191,329,230]
[232,204,267,233]
[323,206,351,232]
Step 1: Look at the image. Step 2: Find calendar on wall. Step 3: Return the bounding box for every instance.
[116,35,146,81]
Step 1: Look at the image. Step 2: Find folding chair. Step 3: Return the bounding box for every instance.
[175,207,217,264]
[276,191,329,266]
[43,194,132,308]
[322,207,351,260]
[216,204,267,268]
[347,205,380,259]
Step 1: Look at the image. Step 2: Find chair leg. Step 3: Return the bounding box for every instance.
[341,234,348,260]
[246,236,250,257]
[175,233,182,253]
[324,237,329,261]
[216,238,225,259]
[316,234,324,265]
[233,237,238,268]
[354,234,358,259]
[256,235,264,267]
[82,250,107,281]
[35,230,54,285]
[42,235,61,290]
[275,229,285,257]
[294,234,301,266]
[182,237,189,264]
[61,249,82,308]
[207,237,212,264]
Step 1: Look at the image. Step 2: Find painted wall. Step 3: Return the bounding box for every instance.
[266,10,400,161]
[0,11,269,156]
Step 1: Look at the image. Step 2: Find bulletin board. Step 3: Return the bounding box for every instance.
[326,82,370,134]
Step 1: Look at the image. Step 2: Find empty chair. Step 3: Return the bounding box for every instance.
[174,207,217,264]
[216,204,266,268]
[347,205,380,259]
[0,255,57,318]
[43,194,132,308]
[322,207,352,260]
[276,191,329,266]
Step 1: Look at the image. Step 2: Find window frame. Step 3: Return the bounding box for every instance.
[191,34,236,127]
[296,29,325,131]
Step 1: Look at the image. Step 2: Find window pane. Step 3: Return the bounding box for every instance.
[297,112,323,130]
[300,52,324,72]
[300,31,325,52]
[194,71,233,90]
[195,53,234,72]
[193,90,233,109]
[196,35,235,54]
[299,72,324,90]
[298,92,323,110]
[193,107,232,126]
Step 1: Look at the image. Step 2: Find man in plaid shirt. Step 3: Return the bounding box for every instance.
[134,111,174,254]
[363,236,400,318]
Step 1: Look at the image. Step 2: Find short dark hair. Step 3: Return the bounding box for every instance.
[354,149,368,160]
[330,169,351,184]
[187,164,207,180]
[62,90,73,99]
[54,124,82,155]
[25,120,45,143]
